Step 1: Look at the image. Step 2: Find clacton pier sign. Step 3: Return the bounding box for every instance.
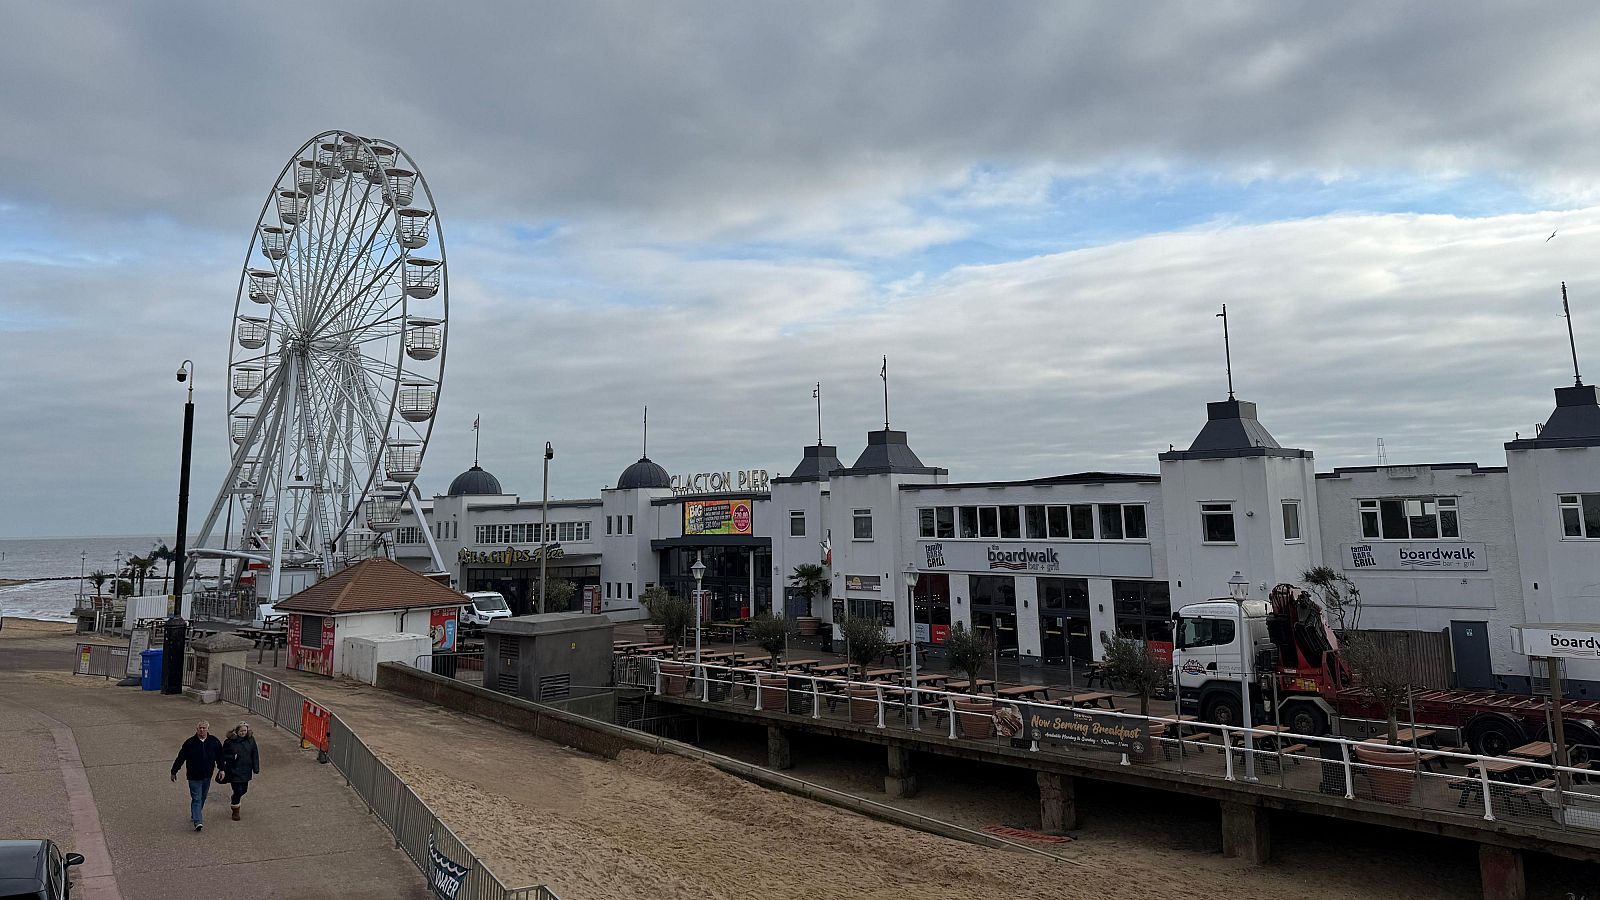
[671,469,772,495]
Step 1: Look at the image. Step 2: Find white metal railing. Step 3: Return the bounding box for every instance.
[646,657,1600,839]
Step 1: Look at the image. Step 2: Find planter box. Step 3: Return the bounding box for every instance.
[849,688,882,725]
[657,661,690,696]
[795,616,821,636]
[643,624,667,643]
[1354,744,1417,803]
[954,698,995,739]
[758,675,789,711]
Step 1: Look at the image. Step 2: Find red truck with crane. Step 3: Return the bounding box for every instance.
[1172,583,1600,760]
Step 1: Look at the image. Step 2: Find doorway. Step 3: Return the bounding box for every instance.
[1450,620,1493,690]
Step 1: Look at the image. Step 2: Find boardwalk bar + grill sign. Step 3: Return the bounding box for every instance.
[1022,704,1148,755]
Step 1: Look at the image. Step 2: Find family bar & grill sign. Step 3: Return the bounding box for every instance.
[1019,704,1149,755]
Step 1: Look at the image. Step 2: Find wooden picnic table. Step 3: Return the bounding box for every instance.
[861,668,901,681]
[706,623,745,641]
[995,684,1051,701]
[810,662,855,676]
[944,679,995,694]
[701,650,737,661]
[779,658,820,671]
[1060,691,1116,709]
[1467,757,1527,777]
[1509,741,1555,760]
[635,644,674,654]
[902,673,948,685]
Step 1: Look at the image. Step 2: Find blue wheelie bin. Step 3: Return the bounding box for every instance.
[140,649,164,691]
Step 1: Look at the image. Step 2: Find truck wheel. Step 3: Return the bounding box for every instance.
[1465,715,1524,757]
[1201,692,1242,728]
[1282,701,1328,736]
[1535,722,1600,767]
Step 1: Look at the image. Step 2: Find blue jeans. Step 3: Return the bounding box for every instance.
[187,778,211,824]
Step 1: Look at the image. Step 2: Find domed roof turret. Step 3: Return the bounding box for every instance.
[617,456,671,490]
[447,465,503,496]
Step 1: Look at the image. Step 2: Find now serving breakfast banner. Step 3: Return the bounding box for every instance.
[1016,704,1150,755]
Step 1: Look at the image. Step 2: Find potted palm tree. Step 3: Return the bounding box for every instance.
[944,623,997,738]
[842,617,890,725]
[1345,633,1419,802]
[788,564,829,636]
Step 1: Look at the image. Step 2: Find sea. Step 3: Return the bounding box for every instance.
[0,535,179,622]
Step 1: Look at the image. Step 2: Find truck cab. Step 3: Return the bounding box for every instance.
[459,591,510,629]
[1173,585,1347,735]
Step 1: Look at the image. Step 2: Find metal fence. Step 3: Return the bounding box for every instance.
[218,665,561,899]
[72,642,129,679]
[652,658,1600,844]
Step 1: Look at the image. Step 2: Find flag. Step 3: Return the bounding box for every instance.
[812,383,819,399]
[820,529,832,566]
[880,356,886,380]
[472,415,479,431]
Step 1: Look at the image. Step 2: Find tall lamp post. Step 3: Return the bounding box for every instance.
[1228,571,1257,783]
[691,554,707,664]
[78,552,86,603]
[903,563,921,730]
[538,441,553,613]
[172,360,195,613]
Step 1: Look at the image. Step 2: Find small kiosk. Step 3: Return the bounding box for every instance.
[275,558,465,678]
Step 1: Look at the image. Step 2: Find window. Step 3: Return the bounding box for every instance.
[1025,505,1048,539]
[300,615,324,649]
[1122,504,1147,540]
[958,506,979,538]
[1098,504,1124,540]
[627,583,633,600]
[606,582,613,598]
[853,508,873,540]
[1046,505,1070,538]
[935,506,955,538]
[1177,617,1236,649]
[999,506,1021,539]
[1070,504,1095,540]
[606,516,613,535]
[1113,580,1173,642]
[1358,497,1459,539]
[1201,503,1236,543]
[794,510,809,537]
[627,515,634,534]
[978,506,1000,538]
[1282,501,1302,542]
[1560,494,1600,539]
[394,526,424,545]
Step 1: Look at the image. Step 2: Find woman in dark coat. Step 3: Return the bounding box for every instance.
[218,723,260,820]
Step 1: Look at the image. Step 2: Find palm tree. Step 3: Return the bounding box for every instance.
[151,544,174,594]
[788,563,830,616]
[89,570,108,598]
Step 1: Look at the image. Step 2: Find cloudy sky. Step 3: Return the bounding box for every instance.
[3,2,1599,539]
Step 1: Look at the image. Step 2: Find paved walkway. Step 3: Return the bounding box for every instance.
[0,639,427,900]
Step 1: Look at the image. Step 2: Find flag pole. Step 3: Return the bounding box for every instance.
[814,382,822,446]
[881,356,889,430]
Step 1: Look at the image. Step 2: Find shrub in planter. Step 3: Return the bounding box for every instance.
[1354,744,1418,803]
[746,614,796,669]
[954,697,995,739]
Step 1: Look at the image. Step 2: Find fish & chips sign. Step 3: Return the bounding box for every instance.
[458,545,564,565]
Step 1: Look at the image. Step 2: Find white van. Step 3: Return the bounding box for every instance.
[459,591,511,628]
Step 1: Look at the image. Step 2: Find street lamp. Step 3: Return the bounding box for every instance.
[691,554,707,664]
[172,360,196,613]
[539,441,553,613]
[903,563,921,730]
[79,552,86,603]
[1228,570,1257,783]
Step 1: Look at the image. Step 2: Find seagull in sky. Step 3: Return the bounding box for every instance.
[1548,230,1558,242]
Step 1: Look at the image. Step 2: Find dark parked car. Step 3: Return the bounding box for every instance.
[0,840,83,899]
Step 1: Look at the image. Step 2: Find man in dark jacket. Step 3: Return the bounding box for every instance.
[170,721,223,831]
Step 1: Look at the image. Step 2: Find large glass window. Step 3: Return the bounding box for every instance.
[918,508,935,538]
[1045,505,1069,538]
[999,505,1022,539]
[969,574,1016,609]
[959,506,979,539]
[1113,581,1172,642]
[1025,505,1047,539]
[853,508,873,540]
[1098,504,1124,540]
[1359,497,1460,539]
[935,506,955,538]
[1038,577,1090,613]
[1070,504,1095,540]
[1201,503,1236,543]
[1122,504,1147,540]
[1560,494,1600,538]
[978,506,1000,538]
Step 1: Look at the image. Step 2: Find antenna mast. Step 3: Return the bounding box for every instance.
[813,382,823,445]
[642,406,648,457]
[880,356,890,430]
[1564,282,1584,387]
[1217,304,1235,399]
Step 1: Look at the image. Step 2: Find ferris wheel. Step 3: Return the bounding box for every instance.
[188,130,449,606]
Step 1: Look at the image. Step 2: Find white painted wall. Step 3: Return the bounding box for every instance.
[770,479,829,617]
[1317,465,1527,681]
[1509,443,1600,683]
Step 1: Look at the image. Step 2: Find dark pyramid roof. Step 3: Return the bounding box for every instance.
[837,430,944,476]
[447,465,503,496]
[1160,398,1310,461]
[617,456,672,490]
[775,444,844,484]
[1506,384,1600,450]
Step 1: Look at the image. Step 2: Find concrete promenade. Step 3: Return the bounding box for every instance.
[0,624,426,900]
